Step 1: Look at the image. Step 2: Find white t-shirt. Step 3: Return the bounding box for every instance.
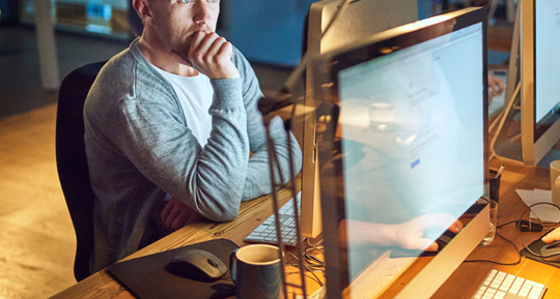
[150,64,214,147]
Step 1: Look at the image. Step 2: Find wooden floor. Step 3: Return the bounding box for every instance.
[0,104,76,298]
[0,25,131,299]
[0,12,514,299]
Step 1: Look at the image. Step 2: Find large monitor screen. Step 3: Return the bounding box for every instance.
[314,8,489,299]
[534,0,560,140]
[337,20,485,281]
[535,0,560,123]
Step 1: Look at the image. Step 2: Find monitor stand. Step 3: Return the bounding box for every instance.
[491,2,523,165]
[492,107,560,169]
[536,149,560,169]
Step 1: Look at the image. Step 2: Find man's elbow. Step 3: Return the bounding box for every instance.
[292,146,303,175]
[204,205,239,222]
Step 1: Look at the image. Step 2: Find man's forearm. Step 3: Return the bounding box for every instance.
[241,121,302,201]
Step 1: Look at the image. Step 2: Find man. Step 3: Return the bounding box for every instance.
[84,0,302,274]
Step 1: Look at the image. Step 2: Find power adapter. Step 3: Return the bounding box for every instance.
[516,220,544,232]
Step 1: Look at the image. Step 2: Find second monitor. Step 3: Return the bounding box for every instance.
[297,0,419,238]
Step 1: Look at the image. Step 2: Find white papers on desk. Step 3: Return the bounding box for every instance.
[515,189,560,223]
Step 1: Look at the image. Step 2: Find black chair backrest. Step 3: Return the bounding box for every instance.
[55,61,106,281]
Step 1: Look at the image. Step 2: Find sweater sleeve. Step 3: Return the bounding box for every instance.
[242,116,302,201]
[111,75,249,222]
[231,50,303,202]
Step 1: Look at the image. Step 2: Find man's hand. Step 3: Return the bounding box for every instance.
[173,31,240,79]
[488,74,504,99]
[542,227,560,243]
[160,197,200,234]
[339,213,464,251]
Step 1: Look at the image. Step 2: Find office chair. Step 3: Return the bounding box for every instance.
[55,61,106,282]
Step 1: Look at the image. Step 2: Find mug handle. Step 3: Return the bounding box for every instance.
[229,248,239,283]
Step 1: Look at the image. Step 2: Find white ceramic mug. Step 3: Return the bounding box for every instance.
[549,160,560,208]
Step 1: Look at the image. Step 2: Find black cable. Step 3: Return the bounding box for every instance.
[284,242,326,278]
[304,246,325,268]
[306,237,323,247]
[291,249,325,271]
[286,252,324,287]
[516,202,560,257]
[464,202,560,265]
[497,219,518,228]
[462,196,519,265]
[464,230,522,266]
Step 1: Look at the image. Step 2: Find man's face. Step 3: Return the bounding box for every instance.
[149,0,220,55]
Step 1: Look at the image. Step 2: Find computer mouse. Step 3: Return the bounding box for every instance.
[540,241,560,263]
[165,249,228,282]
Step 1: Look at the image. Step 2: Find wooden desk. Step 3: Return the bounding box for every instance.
[50,184,322,299]
[432,159,560,298]
[52,158,560,299]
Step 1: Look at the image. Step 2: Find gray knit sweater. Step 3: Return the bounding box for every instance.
[84,38,302,274]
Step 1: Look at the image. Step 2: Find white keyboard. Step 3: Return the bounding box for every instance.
[472,269,547,299]
[244,193,301,246]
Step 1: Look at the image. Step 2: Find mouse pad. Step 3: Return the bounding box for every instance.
[519,232,560,270]
[107,238,239,299]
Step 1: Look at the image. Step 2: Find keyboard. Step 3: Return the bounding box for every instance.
[472,269,547,299]
[244,192,301,246]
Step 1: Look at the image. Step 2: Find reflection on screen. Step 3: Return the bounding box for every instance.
[536,0,560,121]
[337,23,485,282]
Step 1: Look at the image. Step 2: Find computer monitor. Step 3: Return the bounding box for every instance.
[296,0,418,238]
[520,0,560,165]
[310,7,490,298]
[492,0,560,167]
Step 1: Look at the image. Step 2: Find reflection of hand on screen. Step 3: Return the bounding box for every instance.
[339,213,463,251]
[392,214,463,251]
